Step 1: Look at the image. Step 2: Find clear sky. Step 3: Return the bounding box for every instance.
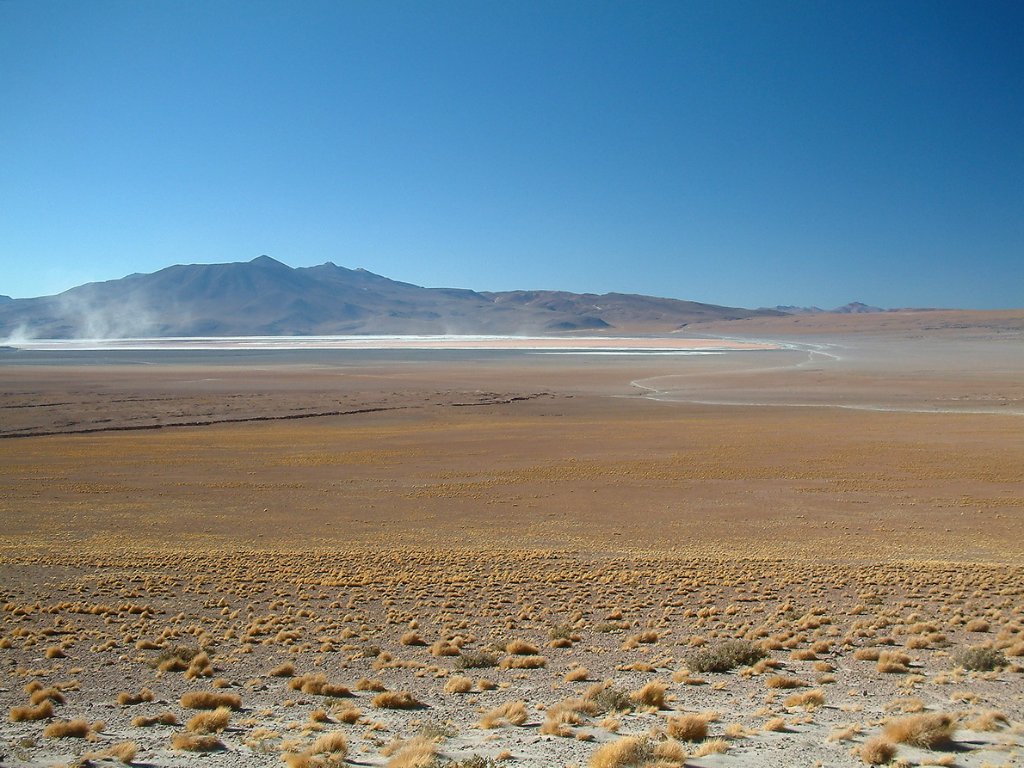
[2,1,1021,309]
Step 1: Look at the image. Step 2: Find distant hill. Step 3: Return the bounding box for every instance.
[773,302,887,314]
[0,256,784,339]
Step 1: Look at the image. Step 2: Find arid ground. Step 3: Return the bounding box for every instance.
[1,312,1023,768]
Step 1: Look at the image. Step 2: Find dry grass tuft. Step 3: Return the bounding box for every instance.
[180,690,242,710]
[883,713,957,749]
[765,675,806,689]
[30,687,66,705]
[784,688,825,709]
[505,639,540,655]
[499,654,546,669]
[666,713,709,741]
[384,735,436,768]
[43,718,91,738]
[859,737,897,765]
[372,691,426,710]
[443,675,474,694]
[290,673,352,697]
[116,688,154,706]
[565,666,589,682]
[84,741,137,764]
[877,651,911,674]
[171,733,224,752]
[828,723,862,741]
[965,710,1008,731]
[270,661,296,677]
[692,738,729,757]
[479,701,529,729]
[588,735,653,768]
[9,700,54,722]
[133,711,178,727]
[310,730,349,757]
[629,679,667,709]
[186,705,232,733]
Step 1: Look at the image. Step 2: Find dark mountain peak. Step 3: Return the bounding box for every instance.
[0,295,12,303]
[0,257,783,339]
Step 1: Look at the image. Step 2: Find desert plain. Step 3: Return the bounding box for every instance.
[1,311,1023,768]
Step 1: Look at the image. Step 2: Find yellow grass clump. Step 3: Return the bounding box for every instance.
[117,688,155,705]
[443,675,473,694]
[30,687,66,705]
[784,688,825,709]
[9,700,54,722]
[133,711,178,727]
[43,718,91,738]
[693,738,729,757]
[765,675,806,689]
[186,705,232,734]
[565,666,589,682]
[629,680,667,709]
[270,661,296,677]
[505,639,540,655]
[859,737,897,765]
[589,735,652,768]
[85,742,137,764]
[371,691,425,710]
[877,651,911,674]
[171,733,224,752]
[180,690,242,710]
[479,701,529,729]
[499,654,546,669]
[667,713,709,742]
[882,713,957,749]
[290,673,352,697]
[384,735,437,768]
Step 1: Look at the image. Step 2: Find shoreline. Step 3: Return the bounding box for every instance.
[3,334,778,352]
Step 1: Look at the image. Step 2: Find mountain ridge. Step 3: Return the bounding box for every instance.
[0,256,785,339]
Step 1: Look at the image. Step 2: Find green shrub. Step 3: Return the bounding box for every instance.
[685,640,767,673]
[454,651,499,669]
[954,646,1006,671]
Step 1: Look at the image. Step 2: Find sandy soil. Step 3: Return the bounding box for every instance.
[1,321,1022,767]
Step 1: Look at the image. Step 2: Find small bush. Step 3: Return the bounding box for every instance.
[584,682,633,714]
[953,646,1006,671]
[685,640,766,673]
[455,651,498,669]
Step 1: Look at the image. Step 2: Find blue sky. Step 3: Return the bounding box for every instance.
[2,1,1021,309]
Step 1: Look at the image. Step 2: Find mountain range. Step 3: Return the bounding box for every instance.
[0,256,790,339]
